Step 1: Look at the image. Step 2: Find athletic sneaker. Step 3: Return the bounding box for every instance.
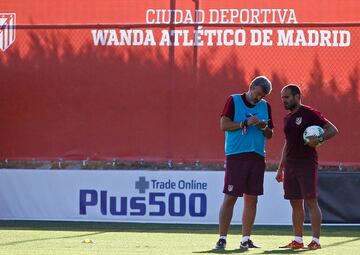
[279,240,304,249]
[240,239,261,249]
[215,238,226,249]
[307,240,321,250]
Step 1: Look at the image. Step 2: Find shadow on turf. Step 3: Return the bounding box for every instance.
[322,237,360,249]
[261,248,311,254]
[193,237,360,255]
[193,248,248,254]
[0,231,104,247]
[261,237,360,254]
[194,247,311,254]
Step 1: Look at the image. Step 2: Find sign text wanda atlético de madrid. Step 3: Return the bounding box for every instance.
[91,8,351,47]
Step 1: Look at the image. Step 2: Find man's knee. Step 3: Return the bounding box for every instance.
[223,194,237,207]
[290,199,304,210]
[305,198,319,210]
[244,194,258,208]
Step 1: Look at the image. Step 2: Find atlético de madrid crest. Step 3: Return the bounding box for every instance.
[0,13,16,52]
[295,117,302,125]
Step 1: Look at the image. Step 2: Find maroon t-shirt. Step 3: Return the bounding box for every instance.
[284,105,327,166]
[221,94,274,129]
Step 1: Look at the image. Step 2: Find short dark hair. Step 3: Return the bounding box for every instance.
[282,84,302,96]
[250,76,272,95]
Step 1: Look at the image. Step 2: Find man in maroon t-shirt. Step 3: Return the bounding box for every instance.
[276,84,338,250]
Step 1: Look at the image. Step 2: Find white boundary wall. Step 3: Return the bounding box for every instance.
[0,170,292,224]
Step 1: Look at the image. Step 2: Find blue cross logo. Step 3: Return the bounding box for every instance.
[135,177,149,194]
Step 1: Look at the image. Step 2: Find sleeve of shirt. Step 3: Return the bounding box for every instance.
[266,102,274,129]
[310,108,328,128]
[221,96,235,121]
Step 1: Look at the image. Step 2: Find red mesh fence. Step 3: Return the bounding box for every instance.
[0,0,359,167]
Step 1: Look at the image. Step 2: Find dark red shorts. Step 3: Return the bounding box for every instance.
[223,152,265,197]
[284,164,318,200]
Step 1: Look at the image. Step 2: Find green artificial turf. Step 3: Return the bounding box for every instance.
[0,221,359,255]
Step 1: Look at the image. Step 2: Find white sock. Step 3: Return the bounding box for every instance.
[294,236,303,243]
[219,236,227,240]
[242,236,250,243]
[312,237,320,244]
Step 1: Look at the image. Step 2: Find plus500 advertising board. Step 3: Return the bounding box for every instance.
[0,170,291,224]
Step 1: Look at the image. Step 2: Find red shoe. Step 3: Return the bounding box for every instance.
[307,240,321,250]
[279,240,304,249]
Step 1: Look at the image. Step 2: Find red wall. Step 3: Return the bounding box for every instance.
[0,0,359,165]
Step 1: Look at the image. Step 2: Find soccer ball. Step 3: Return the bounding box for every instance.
[303,125,324,143]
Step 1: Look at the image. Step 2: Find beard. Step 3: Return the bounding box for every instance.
[284,102,296,110]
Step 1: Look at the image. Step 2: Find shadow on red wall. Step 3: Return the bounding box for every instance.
[0,30,358,165]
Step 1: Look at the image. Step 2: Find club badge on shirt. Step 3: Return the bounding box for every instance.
[295,117,302,125]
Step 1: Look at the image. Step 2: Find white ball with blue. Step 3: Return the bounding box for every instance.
[303,125,324,143]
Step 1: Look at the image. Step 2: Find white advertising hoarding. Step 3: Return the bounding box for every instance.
[0,170,291,224]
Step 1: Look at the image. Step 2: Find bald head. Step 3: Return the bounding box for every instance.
[281,84,301,111]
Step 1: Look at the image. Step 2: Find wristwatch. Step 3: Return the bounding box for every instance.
[261,125,268,131]
[243,119,248,128]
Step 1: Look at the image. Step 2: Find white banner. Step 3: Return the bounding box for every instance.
[0,169,291,224]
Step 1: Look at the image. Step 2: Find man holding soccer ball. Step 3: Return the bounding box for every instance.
[276,84,338,250]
